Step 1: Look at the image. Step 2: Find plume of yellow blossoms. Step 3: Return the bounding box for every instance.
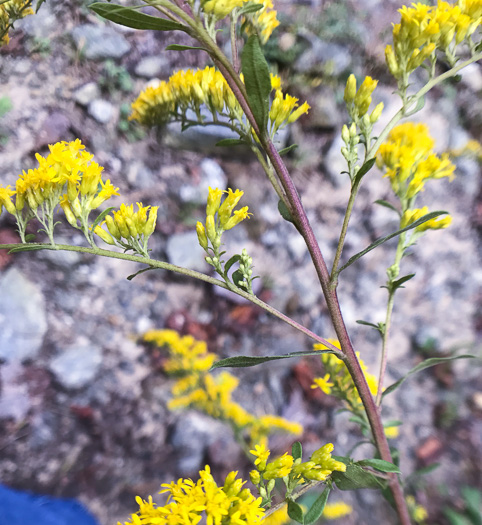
[0,140,119,244]
[0,0,34,46]
[121,465,265,525]
[144,329,303,447]
[322,501,353,520]
[386,0,482,88]
[131,69,309,139]
[377,122,454,232]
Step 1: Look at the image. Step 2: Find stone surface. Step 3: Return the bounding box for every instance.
[49,343,103,390]
[0,268,47,362]
[74,82,101,107]
[72,24,131,60]
[88,99,116,124]
[179,158,227,204]
[134,56,170,78]
[165,231,208,272]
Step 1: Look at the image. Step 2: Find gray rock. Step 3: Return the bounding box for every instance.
[0,363,31,421]
[49,343,102,389]
[295,34,351,76]
[135,56,170,78]
[126,162,155,189]
[171,412,225,474]
[19,1,56,39]
[323,133,348,184]
[0,268,47,362]
[460,63,482,92]
[166,231,207,272]
[179,158,227,204]
[74,82,101,107]
[72,24,131,60]
[88,99,116,124]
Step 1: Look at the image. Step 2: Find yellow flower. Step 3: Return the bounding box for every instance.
[322,501,353,520]
[385,425,400,439]
[262,505,290,525]
[0,185,16,215]
[311,373,334,395]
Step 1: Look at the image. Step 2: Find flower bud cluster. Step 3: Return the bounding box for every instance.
[94,202,159,258]
[144,329,303,448]
[249,442,346,499]
[344,74,379,120]
[0,140,119,245]
[0,0,34,46]
[269,85,310,135]
[386,1,482,88]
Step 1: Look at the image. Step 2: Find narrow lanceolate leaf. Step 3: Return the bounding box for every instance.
[388,273,416,291]
[239,2,264,15]
[210,349,339,370]
[287,500,304,524]
[215,138,246,147]
[304,486,331,525]
[241,35,271,132]
[278,144,298,156]
[91,206,115,235]
[332,464,385,490]
[36,0,46,13]
[337,211,448,274]
[89,3,186,32]
[357,459,401,473]
[165,44,206,52]
[352,157,376,187]
[292,442,302,461]
[8,244,46,253]
[374,199,400,215]
[127,267,154,281]
[382,354,477,399]
[278,199,295,224]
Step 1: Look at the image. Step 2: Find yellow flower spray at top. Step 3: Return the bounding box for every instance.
[144,329,303,448]
[121,465,265,525]
[385,0,482,94]
[0,0,34,46]
[0,140,119,245]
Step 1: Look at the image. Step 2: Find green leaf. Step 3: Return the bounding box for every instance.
[383,420,402,428]
[374,199,400,215]
[91,206,115,235]
[210,348,338,370]
[25,234,37,242]
[332,464,385,491]
[36,0,46,13]
[338,211,448,274]
[239,2,264,15]
[165,44,206,51]
[215,138,246,147]
[278,199,295,224]
[278,144,298,156]
[304,486,331,525]
[382,354,477,399]
[89,3,185,32]
[127,267,154,281]
[8,244,46,253]
[356,320,381,330]
[461,487,482,525]
[444,508,472,525]
[388,273,416,291]
[241,35,271,131]
[405,95,425,117]
[224,254,242,276]
[232,268,246,289]
[287,500,304,524]
[357,459,400,473]
[352,157,376,187]
[292,442,302,461]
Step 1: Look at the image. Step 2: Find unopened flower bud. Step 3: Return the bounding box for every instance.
[370,102,384,124]
[341,124,350,144]
[344,74,357,105]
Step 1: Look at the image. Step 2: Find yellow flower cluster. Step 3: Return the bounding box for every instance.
[130,67,241,126]
[201,0,244,19]
[322,501,353,520]
[250,442,346,486]
[344,74,381,120]
[121,465,265,525]
[243,0,280,44]
[197,187,251,253]
[144,329,303,447]
[406,495,429,523]
[269,89,310,134]
[0,0,34,46]
[401,206,452,231]
[386,1,482,82]
[0,140,119,243]
[377,122,455,201]
[311,340,379,408]
[93,202,159,258]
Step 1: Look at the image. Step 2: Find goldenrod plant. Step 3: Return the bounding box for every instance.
[0,1,481,524]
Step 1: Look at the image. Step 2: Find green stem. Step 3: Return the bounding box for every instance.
[0,242,342,356]
[330,180,360,284]
[376,233,405,406]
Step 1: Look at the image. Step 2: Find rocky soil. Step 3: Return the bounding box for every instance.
[0,1,481,524]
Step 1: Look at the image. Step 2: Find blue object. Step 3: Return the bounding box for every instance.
[0,484,99,525]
